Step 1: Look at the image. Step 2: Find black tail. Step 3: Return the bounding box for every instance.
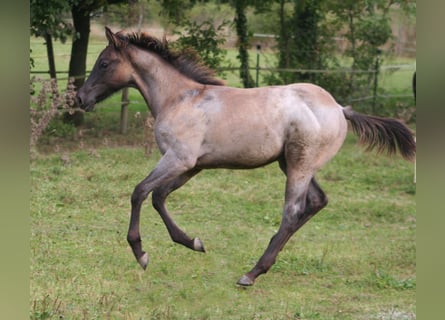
[343,106,416,161]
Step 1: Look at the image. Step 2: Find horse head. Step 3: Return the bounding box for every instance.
[76,27,133,111]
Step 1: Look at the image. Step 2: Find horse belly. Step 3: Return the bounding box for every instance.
[196,127,283,169]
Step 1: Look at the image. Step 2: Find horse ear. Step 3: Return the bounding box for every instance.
[105,26,124,48]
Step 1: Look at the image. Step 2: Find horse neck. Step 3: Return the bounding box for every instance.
[128,48,200,118]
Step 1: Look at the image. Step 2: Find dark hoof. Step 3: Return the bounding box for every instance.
[237,274,255,286]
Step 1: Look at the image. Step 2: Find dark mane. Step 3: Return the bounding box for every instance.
[117,31,225,86]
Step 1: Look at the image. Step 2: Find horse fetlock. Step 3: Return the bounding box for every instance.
[126,232,141,245]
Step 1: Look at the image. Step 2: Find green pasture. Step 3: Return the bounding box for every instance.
[30,132,415,319]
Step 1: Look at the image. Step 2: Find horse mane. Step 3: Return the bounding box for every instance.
[116,31,225,86]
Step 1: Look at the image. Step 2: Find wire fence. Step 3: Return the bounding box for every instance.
[30,63,416,94]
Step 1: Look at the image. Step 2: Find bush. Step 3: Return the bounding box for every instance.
[30,77,78,153]
[172,19,230,76]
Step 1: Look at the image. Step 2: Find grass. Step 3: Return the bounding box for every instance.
[30,132,416,319]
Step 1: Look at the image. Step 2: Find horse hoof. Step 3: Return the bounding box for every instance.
[193,238,206,252]
[138,252,149,270]
[237,274,255,286]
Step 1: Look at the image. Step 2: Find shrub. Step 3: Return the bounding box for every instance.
[30,77,78,153]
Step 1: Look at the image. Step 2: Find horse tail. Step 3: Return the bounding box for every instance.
[342,106,416,161]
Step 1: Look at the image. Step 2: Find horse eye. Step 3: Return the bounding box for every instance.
[100,61,108,69]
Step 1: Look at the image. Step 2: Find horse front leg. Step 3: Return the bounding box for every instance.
[237,177,328,286]
[126,151,193,270]
[152,169,205,252]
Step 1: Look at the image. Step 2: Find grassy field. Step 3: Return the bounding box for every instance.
[30,132,416,319]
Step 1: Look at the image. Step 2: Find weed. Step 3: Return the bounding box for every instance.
[30,295,63,320]
[30,77,78,156]
[370,269,416,290]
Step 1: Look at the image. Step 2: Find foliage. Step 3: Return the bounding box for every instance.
[157,0,199,24]
[234,0,255,87]
[29,77,78,154]
[266,0,345,102]
[99,0,153,28]
[172,19,230,76]
[265,0,415,115]
[284,0,323,83]
[30,0,72,42]
[30,49,35,69]
[325,0,415,111]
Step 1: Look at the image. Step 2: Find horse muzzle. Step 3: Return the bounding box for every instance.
[76,91,95,112]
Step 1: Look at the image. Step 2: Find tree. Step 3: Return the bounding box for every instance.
[269,0,340,88]
[30,0,72,79]
[233,0,255,87]
[223,0,274,87]
[273,0,326,84]
[291,0,323,82]
[65,0,130,125]
[172,19,229,75]
[157,0,197,24]
[326,0,401,108]
[158,0,263,87]
[274,0,292,84]
[268,0,415,112]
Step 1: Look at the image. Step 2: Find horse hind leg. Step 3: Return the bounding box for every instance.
[152,169,205,252]
[237,176,328,286]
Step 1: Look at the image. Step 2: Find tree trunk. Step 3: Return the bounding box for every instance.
[65,3,91,126]
[292,0,320,83]
[234,0,254,88]
[277,0,291,84]
[44,33,57,79]
[69,4,90,89]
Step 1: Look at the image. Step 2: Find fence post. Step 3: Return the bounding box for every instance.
[120,88,129,134]
[255,44,261,87]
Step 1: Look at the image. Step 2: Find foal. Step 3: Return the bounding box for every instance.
[77,27,416,286]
